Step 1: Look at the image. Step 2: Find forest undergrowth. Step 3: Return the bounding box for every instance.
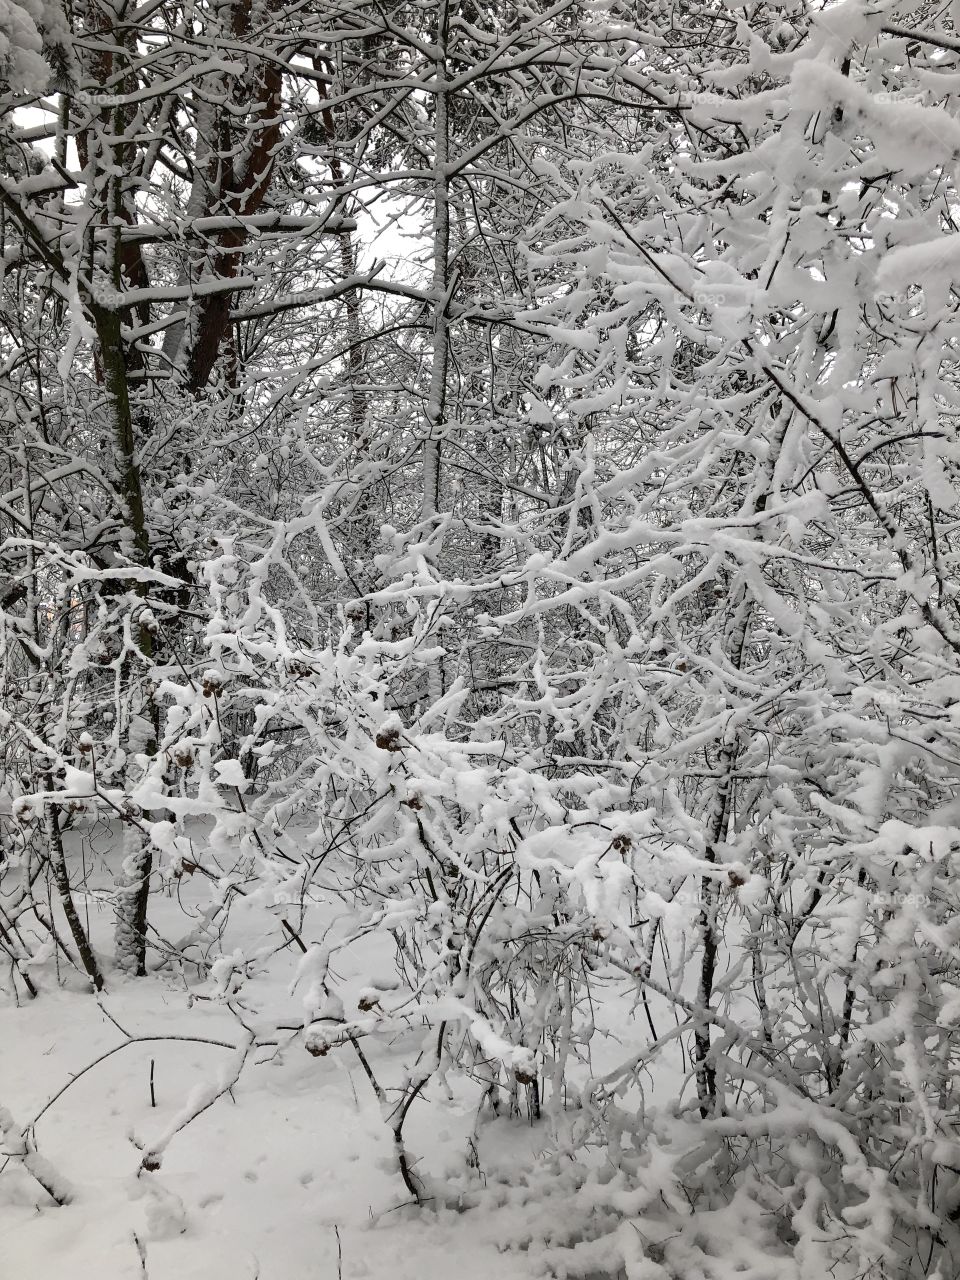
[4,1,960,1277]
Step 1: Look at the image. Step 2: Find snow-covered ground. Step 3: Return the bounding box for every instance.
[0,825,587,1280]
[2,983,554,1279]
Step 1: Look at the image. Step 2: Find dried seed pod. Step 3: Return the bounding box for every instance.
[304,1030,333,1058]
[201,669,225,698]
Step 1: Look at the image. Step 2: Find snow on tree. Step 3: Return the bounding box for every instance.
[4,2,960,1277]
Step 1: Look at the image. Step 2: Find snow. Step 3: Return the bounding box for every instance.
[0,838,548,1280]
[212,759,249,790]
[0,0,47,93]
[8,3,960,1274]
[876,234,960,296]
[1,1003,538,1278]
[2,807,758,1280]
[789,61,960,178]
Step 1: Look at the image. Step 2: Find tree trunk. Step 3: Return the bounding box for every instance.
[91,303,158,977]
[422,0,452,525]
